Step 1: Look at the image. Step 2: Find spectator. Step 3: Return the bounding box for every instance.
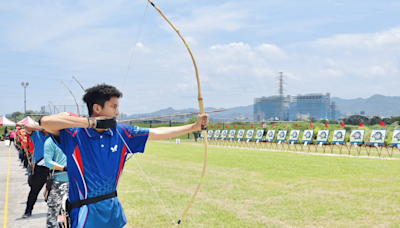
[44,136,68,228]
[10,128,15,145]
[22,124,50,218]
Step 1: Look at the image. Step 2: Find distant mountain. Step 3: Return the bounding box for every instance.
[127,105,254,120]
[125,94,400,121]
[331,94,400,118]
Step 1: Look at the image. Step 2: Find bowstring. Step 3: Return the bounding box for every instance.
[121,1,149,92]
[116,128,175,225]
[118,1,174,225]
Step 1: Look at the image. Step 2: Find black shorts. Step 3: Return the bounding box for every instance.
[10,138,14,142]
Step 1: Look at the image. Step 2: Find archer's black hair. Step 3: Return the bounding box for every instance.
[83,84,123,116]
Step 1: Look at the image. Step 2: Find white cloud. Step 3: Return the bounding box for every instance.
[252,67,275,78]
[159,2,250,33]
[255,43,286,59]
[324,58,335,66]
[315,26,400,51]
[135,42,152,54]
[185,36,198,46]
[210,42,251,51]
[326,68,343,77]
[1,0,134,49]
[344,65,386,78]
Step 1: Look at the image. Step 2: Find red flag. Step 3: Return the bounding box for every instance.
[251,124,254,129]
[325,122,329,128]
[211,125,214,129]
[359,121,365,127]
[273,123,276,128]
[283,123,286,128]
[242,124,244,129]
[234,124,237,129]
[296,123,299,129]
[226,124,228,129]
[310,123,314,129]
[218,125,221,129]
[380,120,387,127]
[341,121,346,127]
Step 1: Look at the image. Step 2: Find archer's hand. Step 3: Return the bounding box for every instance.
[24,124,43,135]
[194,114,209,131]
[87,116,117,129]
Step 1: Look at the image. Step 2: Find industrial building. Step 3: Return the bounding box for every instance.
[254,93,341,121]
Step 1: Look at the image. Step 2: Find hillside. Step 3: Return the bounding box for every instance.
[126,94,400,120]
[331,94,400,117]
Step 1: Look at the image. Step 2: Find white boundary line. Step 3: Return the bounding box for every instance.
[154,141,400,161]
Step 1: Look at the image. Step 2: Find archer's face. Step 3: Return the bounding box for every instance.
[94,96,120,119]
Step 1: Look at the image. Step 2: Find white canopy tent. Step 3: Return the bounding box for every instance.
[0,116,16,126]
[17,116,39,126]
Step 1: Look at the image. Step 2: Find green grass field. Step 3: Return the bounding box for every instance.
[118,140,400,227]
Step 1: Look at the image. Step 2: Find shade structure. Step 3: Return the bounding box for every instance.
[17,116,39,126]
[0,116,16,126]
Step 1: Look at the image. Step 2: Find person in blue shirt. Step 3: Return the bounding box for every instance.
[41,84,208,228]
[44,136,69,228]
[22,125,51,218]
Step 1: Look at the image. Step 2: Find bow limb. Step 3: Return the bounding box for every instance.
[148,1,208,226]
[49,101,60,114]
[61,81,81,116]
[72,76,86,92]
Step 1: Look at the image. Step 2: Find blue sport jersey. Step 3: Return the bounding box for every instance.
[59,123,149,228]
[30,130,50,164]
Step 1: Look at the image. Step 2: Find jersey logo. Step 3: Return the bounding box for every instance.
[111,145,118,153]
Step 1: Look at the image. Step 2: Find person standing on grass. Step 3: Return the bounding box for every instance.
[9,128,15,145]
[44,135,69,228]
[41,84,208,228]
[22,124,50,218]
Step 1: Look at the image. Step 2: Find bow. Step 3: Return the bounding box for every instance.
[147,1,208,226]
[49,101,60,114]
[61,81,81,116]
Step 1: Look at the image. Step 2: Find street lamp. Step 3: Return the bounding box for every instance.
[21,82,29,117]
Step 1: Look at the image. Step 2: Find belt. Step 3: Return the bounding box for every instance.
[70,191,117,210]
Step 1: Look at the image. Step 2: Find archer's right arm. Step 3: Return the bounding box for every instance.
[41,115,90,137]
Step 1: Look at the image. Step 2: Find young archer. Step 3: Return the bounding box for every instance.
[41,84,208,228]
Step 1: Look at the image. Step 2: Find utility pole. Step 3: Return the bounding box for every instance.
[21,82,29,117]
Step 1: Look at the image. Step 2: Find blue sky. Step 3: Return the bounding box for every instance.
[0,0,399,116]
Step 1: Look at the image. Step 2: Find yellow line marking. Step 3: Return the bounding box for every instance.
[3,146,11,228]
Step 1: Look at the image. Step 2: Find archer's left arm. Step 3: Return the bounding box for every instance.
[24,124,44,135]
[148,114,208,140]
